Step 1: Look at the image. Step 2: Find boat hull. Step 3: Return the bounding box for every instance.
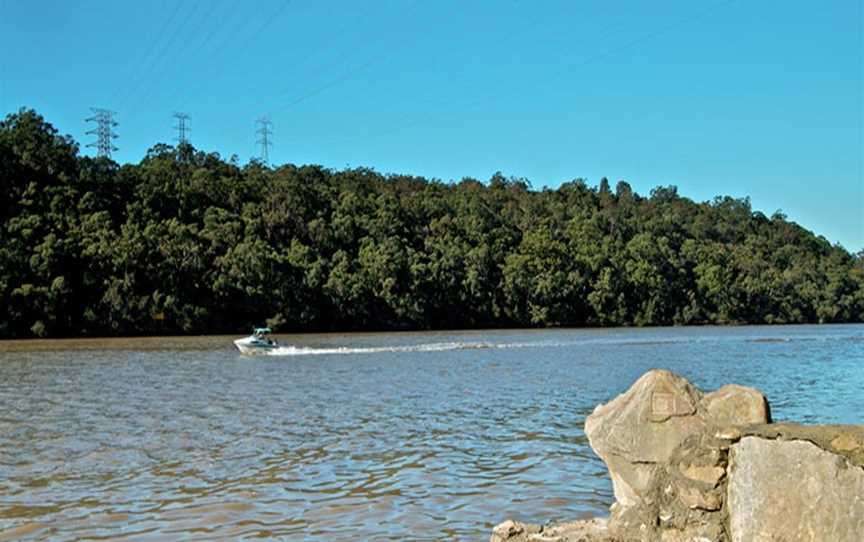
[234,336,279,355]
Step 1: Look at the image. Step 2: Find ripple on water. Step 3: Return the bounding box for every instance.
[0,325,862,540]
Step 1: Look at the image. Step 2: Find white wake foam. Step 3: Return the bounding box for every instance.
[261,332,864,356]
[265,337,707,356]
[266,341,508,356]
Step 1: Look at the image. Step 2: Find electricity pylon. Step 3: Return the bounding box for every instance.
[85,108,118,158]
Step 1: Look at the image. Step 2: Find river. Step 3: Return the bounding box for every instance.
[1,324,862,540]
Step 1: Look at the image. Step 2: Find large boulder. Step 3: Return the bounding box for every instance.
[584,370,768,511]
[491,370,864,542]
[727,434,864,541]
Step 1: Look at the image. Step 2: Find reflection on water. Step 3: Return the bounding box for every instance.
[0,325,862,540]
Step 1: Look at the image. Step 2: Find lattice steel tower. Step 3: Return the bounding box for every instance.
[256,116,273,164]
[85,108,119,158]
[173,112,191,145]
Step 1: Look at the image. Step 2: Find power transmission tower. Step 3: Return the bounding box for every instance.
[173,112,191,145]
[256,116,273,164]
[85,108,118,158]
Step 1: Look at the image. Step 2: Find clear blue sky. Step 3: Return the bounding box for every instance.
[1,0,862,251]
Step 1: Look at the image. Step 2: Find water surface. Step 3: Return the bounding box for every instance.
[1,325,862,540]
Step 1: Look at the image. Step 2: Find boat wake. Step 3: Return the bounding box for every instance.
[263,332,864,356]
[264,336,712,356]
[267,341,517,356]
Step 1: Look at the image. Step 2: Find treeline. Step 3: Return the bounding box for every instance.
[1,109,862,338]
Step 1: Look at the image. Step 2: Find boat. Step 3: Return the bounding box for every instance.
[234,327,279,354]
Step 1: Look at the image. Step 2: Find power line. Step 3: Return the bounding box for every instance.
[169,1,258,111]
[276,60,376,114]
[270,2,382,100]
[85,108,119,159]
[256,116,273,164]
[108,0,185,107]
[270,0,420,115]
[177,0,293,112]
[173,112,191,145]
[116,1,203,116]
[134,0,227,112]
[284,0,737,150]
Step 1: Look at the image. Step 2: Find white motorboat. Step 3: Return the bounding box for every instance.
[234,327,279,354]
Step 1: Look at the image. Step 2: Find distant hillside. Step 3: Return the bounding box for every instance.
[1,109,862,338]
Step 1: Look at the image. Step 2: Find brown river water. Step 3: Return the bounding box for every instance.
[1,325,863,540]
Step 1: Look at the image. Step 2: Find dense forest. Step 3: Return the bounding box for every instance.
[1,109,862,338]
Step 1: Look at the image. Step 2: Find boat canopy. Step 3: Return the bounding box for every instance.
[253,327,272,335]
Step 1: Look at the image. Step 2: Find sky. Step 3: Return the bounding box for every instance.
[1,0,862,251]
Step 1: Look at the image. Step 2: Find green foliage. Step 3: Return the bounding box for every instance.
[0,108,862,337]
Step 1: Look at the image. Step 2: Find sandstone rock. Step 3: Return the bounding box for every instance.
[490,520,540,542]
[727,436,864,541]
[660,526,723,542]
[831,433,861,452]
[584,370,767,511]
[489,518,611,542]
[713,426,742,442]
[740,422,864,466]
[530,518,611,541]
[652,430,730,530]
[584,370,707,507]
[679,465,725,486]
[701,384,770,427]
[676,485,722,511]
[609,500,660,538]
[488,371,864,542]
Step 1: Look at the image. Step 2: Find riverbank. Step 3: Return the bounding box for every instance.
[491,370,864,541]
[3,321,863,349]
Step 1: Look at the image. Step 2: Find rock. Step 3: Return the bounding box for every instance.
[490,520,539,542]
[489,518,611,542]
[727,436,864,541]
[679,465,725,486]
[701,384,771,427]
[676,485,722,511]
[660,525,723,542]
[584,370,707,507]
[713,426,742,442]
[608,501,660,538]
[740,422,864,466]
[531,518,612,541]
[831,433,861,452]
[584,370,767,510]
[490,371,864,542]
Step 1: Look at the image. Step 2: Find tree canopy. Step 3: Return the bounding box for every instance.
[1,109,862,338]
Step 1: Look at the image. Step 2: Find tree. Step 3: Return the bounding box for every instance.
[1,108,861,337]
